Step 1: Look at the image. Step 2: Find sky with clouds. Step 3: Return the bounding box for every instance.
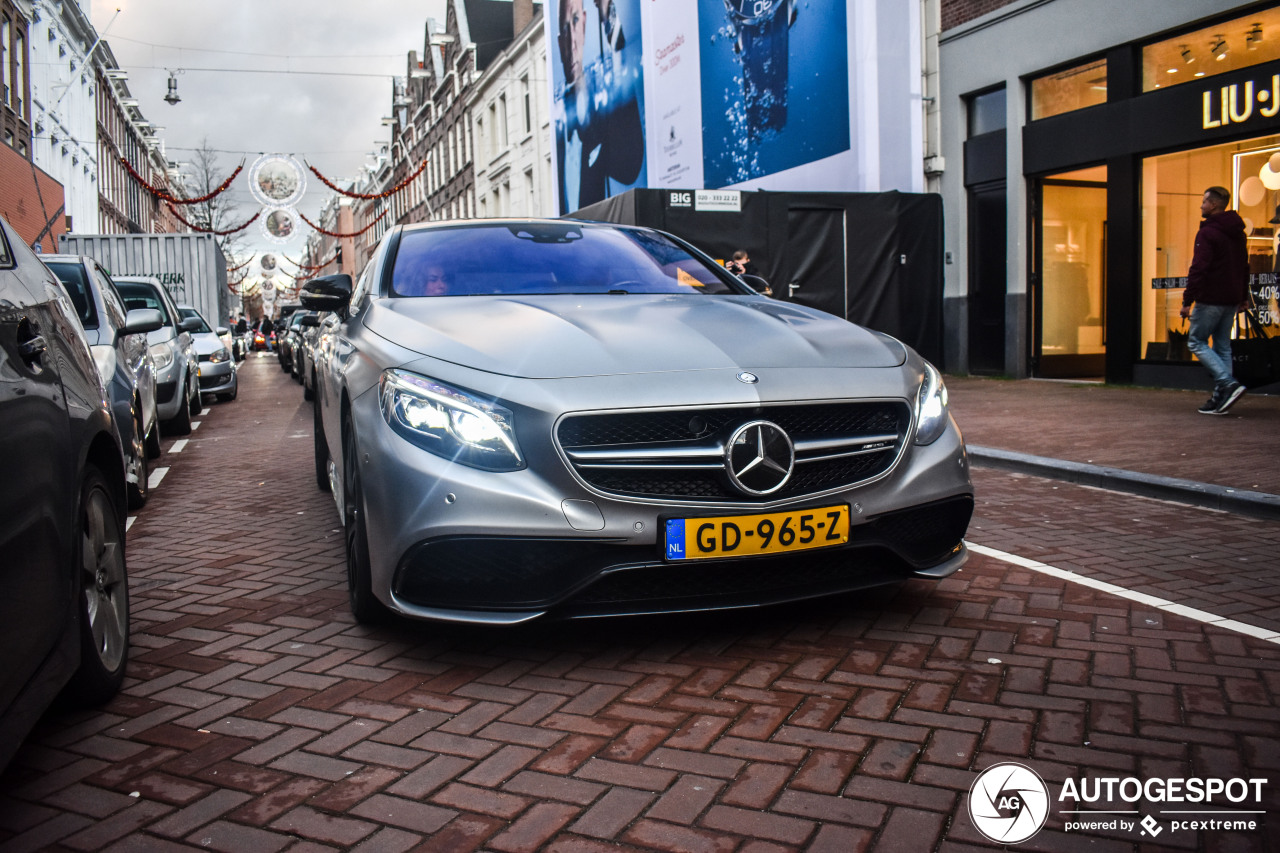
[88,0,449,256]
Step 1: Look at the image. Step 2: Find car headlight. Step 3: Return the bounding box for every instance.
[208,348,231,364]
[90,345,117,386]
[379,369,524,471]
[914,362,950,445]
[150,343,174,371]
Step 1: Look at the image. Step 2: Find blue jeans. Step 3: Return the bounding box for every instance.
[1186,303,1237,389]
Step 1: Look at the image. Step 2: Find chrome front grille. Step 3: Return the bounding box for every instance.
[557,401,911,502]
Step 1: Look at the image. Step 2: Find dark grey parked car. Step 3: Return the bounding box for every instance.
[44,254,164,509]
[304,219,973,625]
[113,275,201,435]
[0,214,131,770]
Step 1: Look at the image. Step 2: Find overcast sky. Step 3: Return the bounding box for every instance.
[89,0,450,256]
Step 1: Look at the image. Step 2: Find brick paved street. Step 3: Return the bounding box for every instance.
[1,357,1276,852]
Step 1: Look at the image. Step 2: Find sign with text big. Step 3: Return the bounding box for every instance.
[547,0,923,216]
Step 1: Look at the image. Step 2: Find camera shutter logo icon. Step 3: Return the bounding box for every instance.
[968,762,1051,844]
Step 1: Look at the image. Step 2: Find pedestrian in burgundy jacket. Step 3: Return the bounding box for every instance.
[1179,185,1249,415]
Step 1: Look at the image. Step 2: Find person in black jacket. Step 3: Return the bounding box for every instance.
[1179,186,1249,415]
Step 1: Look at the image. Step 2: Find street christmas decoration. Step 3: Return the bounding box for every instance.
[298,207,387,239]
[306,157,428,200]
[166,203,260,236]
[120,156,243,204]
[249,155,307,208]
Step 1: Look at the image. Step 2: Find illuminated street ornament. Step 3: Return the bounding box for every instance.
[261,207,299,245]
[249,154,307,208]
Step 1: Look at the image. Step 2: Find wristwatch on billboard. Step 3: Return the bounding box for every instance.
[723,0,794,138]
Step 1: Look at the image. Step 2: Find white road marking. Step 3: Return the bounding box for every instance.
[126,516,135,532]
[148,467,169,489]
[169,440,188,454]
[191,421,201,430]
[967,542,1280,644]
[201,408,211,416]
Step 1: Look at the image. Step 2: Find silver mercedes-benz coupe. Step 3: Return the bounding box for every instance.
[302,219,973,625]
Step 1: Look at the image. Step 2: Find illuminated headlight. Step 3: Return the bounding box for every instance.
[208,347,231,364]
[379,369,524,471]
[90,345,117,386]
[150,343,174,371]
[914,362,950,445]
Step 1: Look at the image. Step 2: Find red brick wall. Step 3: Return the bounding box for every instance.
[942,0,1022,31]
[0,140,66,252]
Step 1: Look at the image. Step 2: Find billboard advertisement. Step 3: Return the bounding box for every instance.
[548,0,923,216]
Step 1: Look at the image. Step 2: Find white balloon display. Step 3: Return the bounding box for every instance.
[1239,176,1266,207]
[1260,163,1280,191]
[1269,151,1280,174]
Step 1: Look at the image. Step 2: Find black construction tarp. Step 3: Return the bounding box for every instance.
[570,189,944,366]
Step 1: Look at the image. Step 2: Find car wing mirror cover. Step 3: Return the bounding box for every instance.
[180,316,203,332]
[122,307,165,336]
[301,274,354,314]
[742,274,772,294]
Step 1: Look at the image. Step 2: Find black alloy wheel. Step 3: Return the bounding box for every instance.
[126,410,149,510]
[68,464,130,704]
[314,397,330,492]
[343,417,388,624]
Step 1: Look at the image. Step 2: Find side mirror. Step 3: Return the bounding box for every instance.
[215,326,230,336]
[742,274,773,296]
[122,307,164,336]
[179,316,203,333]
[301,313,321,327]
[301,274,354,315]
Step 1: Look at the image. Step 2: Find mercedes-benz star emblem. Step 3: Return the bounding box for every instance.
[725,420,794,496]
[736,372,759,384]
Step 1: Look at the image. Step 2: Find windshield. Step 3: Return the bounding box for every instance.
[115,281,174,326]
[178,307,213,334]
[46,261,99,329]
[389,223,743,298]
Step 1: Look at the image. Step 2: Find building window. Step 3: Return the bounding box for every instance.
[1029,58,1107,121]
[521,75,531,134]
[968,86,1005,137]
[14,29,24,115]
[499,93,509,146]
[2,18,10,106]
[1144,8,1280,93]
[1140,135,1280,364]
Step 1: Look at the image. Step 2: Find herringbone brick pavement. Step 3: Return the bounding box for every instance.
[0,357,1276,852]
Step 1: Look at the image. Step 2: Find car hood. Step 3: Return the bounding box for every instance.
[367,295,906,379]
[189,332,225,356]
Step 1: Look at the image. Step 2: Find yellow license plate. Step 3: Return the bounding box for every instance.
[664,505,849,561]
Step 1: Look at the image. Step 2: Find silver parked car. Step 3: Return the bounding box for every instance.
[303,220,972,625]
[177,305,238,403]
[45,254,164,509]
[113,275,201,435]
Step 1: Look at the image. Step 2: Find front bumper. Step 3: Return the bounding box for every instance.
[197,360,236,392]
[349,377,974,624]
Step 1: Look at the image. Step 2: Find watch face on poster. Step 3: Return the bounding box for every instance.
[724,0,777,23]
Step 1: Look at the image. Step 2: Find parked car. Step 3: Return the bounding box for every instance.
[303,219,973,625]
[113,275,201,436]
[276,309,311,376]
[0,214,131,770]
[44,254,164,509]
[178,305,238,403]
[298,312,331,402]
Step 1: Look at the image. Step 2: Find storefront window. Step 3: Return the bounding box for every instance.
[1038,166,1107,376]
[1030,59,1107,121]
[1140,135,1280,363]
[1143,8,1280,92]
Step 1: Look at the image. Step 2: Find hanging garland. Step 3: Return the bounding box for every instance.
[122,156,244,205]
[298,207,388,239]
[226,256,255,275]
[166,203,261,236]
[305,157,428,201]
